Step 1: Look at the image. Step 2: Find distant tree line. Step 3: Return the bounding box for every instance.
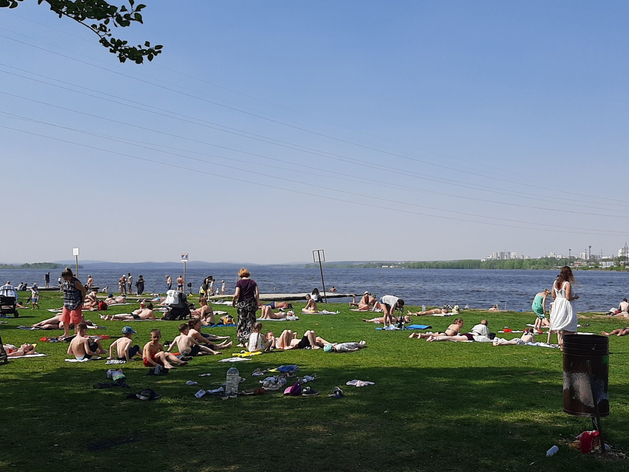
[310,258,576,270]
[0,262,64,270]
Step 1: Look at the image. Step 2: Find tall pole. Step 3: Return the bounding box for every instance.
[312,249,327,303]
[72,247,80,277]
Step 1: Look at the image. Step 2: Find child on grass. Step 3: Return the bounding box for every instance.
[67,323,106,360]
[30,284,40,309]
[247,322,274,352]
[168,323,222,357]
[143,328,188,369]
[108,326,141,361]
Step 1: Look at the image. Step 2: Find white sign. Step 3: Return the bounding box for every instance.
[72,247,80,256]
[181,253,189,262]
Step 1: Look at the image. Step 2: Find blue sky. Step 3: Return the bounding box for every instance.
[1,1,628,264]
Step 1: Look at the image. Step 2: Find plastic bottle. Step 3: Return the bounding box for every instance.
[422,305,426,312]
[546,445,559,457]
[226,366,240,398]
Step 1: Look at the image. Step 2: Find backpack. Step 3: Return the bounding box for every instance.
[283,382,302,396]
[98,301,108,311]
[219,315,235,325]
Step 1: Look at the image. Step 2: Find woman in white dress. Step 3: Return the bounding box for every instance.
[549,266,579,349]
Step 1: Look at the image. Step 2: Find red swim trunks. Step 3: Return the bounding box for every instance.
[61,307,83,326]
[143,353,162,367]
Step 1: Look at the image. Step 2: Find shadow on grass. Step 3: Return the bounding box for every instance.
[1,362,628,472]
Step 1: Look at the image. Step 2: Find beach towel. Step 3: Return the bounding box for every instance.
[65,357,104,362]
[10,353,47,358]
[106,359,127,365]
[233,351,262,358]
[256,315,300,322]
[406,324,432,330]
[218,357,251,362]
[203,324,237,328]
[301,310,340,315]
[346,379,375,387]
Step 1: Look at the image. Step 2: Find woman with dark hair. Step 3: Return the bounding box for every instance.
[232,268,259,345]
[549,266,579,349]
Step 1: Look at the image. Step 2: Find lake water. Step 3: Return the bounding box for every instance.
[2,267,628,312]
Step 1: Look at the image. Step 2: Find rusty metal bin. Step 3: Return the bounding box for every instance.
[563,334,609,417]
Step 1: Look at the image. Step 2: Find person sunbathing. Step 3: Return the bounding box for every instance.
[488,304,500,312]
[409,318,464,339]
[31,315,97,330]
[426,321,492,343]
[258,305,292,320]
[350,292,374,311]
[601,327,629,337]
[143,328,187,369]
[274,329,331,350]
[101,303,155,321]
[323,340,367,352]
[3,343,36,357]
[187,318,232,350]
[362,315,411,324]
[167,323,222,356]
[104,294,127,305]
[190,297,215,325]
[302,294,318,313]
[407,307,450,316]
[492,329,536,345]
[82,290,99,310]
[262,301,293,310]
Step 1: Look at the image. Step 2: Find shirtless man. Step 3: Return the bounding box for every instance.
[86,275,94,290]
[165,275,172,291]
[104,294,127,305]
[102,302,156,321]
[409,318,464,340]
[67,323,106,360]
[119,275,127,295]
[263,301,293,310]
[127,273,133,295]
[601,327,629,337]
[83,290,99,310]
[618,298,629,315]
[168,323,222,356]
[176,275,184,293]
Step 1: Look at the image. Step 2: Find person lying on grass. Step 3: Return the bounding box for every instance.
[262,301,293,310]
[3,343,36,357]
[492,329,536,346]
[422,320,491,343]
[323,340,367,352]
[362,314,411,324]
[349,292,375,311]
[82,290,99,311]
[274,329,331,350]
[247,322,274,352]
[168,323,222,356]
[409,318,464,340]
[258,305,296,320]
[407,306,459,316]
[100,303,155,321]
[143,329,187,369]
[67,323,106,360]
[601,327,629,337]
[187,318,232,351]
[108,326,141,361]
[31,314,97,330]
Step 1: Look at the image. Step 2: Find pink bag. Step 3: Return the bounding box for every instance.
[283,382,302,396]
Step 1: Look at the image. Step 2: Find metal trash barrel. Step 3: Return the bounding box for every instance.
[563,334,609,417]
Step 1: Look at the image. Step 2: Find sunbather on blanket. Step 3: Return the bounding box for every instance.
[274,329,331,350]
[408,307,457,316]
[191,297,215,325]
[3,343,36,357]
[262,301,293,310]
[31,315,97,330]
[492,329,536,345]
[82,290,99,310]
[67,323,106,360]
[350,292,376,311]
[259,305,291,320]
[101,303,156,321]
[409,318,464,339]
[363,315,411,324]
[301,294,318,313]
[187,318,232,350]
[323,340,367,352]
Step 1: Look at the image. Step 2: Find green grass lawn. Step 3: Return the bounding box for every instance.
[1,291,628,472]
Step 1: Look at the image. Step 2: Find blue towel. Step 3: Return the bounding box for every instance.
[376,324,431,330]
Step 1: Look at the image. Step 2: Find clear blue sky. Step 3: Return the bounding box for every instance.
[1,1,628,264]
